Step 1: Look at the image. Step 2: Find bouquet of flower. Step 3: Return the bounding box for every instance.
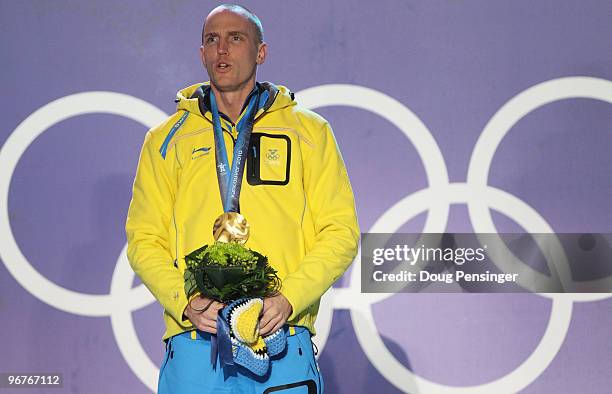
[183,241,286,376]
[183,241,281,303]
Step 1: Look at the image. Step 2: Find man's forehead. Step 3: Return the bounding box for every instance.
[204,9,252,34]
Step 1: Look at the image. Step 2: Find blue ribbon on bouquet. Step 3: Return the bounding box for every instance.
[211,312,234,370]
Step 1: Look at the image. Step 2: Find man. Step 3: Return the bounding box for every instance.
[126,4,359,393]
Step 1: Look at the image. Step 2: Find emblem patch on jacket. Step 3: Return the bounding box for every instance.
[265,149,281,165]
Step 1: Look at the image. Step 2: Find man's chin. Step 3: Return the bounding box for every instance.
[213,84,238,93]
[210,80,252,93]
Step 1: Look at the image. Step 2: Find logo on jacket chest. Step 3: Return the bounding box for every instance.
[192,146,211,160]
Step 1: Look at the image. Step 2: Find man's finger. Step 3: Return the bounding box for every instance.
[268,321,283,336]
[200,316,217,326]
[259,318,273,334]
[262,299,273,312]
[203,311,220,321]
[203,315,219,326]
[199,326,217,334]
[196,319,217,333]
[259,315,279,336]
[261,322,280,336]
[193,312,217,326]
[259,311,274,330]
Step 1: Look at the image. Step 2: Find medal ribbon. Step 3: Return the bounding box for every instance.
[210,89,260,213]
[209,88,260,369]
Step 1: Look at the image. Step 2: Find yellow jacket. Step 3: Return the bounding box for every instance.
[126,82,359,340]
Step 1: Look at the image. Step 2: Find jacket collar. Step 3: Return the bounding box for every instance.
[193,82,279,122]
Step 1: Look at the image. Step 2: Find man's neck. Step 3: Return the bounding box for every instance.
[210,82,256,124]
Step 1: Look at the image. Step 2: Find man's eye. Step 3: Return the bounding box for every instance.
[231,35,242,41]
[206,36,218,43]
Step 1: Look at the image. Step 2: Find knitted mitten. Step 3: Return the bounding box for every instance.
[263,327,287,357]
[222,298,288,376]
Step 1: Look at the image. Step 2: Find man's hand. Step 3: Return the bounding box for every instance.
[183,295,225,334]
[259,293,293,336]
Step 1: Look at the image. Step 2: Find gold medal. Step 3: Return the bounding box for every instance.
[213,212,250,244]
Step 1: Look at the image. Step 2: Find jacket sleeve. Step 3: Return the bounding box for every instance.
[125,130,192,328]
[281,121,360,319]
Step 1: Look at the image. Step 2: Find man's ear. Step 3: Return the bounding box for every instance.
[256,42,267,65]
[199,46,206,66]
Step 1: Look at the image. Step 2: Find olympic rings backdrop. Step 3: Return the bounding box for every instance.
[2,1,612,393]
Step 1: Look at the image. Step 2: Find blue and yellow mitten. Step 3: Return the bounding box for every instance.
[222,298,287,376]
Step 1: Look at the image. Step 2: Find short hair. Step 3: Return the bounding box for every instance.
[201,4,264,44]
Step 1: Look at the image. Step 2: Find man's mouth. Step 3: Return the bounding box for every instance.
[217,62,231,71]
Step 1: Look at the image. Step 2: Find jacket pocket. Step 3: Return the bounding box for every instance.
[294,331,323,394]
[247,133,291,186]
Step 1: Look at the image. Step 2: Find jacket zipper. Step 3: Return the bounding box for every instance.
[224,128,236,145]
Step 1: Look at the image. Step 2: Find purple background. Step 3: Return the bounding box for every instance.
[2,1,612,393]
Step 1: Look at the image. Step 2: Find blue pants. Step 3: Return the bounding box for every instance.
[158,326,324,393]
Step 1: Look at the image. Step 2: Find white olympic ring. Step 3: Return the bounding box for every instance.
[1,78,611,393]
[466,77,612,300]
[300,79,612,393]
[0,92,164,390]
[350,183,573,394]
[0,92,164,316]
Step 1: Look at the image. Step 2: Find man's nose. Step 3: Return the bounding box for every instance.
[217,39,228,55]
